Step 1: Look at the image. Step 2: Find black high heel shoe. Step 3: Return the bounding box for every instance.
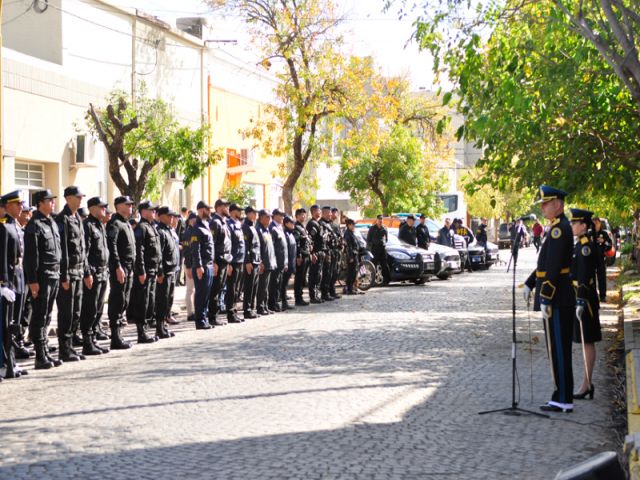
[574,384,595,400]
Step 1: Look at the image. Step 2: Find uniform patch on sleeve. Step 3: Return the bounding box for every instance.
[582,246,591,256]
[191,236,197,242]
[550,227,562,239]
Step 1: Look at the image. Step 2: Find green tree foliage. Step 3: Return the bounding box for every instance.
[86,86,220,203]
[220,184,256,206]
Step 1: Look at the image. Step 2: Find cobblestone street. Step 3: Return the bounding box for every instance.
[0,247,619,479]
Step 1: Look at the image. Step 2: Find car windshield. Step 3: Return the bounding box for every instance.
[425,219,441,233]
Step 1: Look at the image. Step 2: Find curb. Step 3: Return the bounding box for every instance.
[622,284,640,479]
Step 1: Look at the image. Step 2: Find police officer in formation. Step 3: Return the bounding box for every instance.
[399,214,417,246]
[416,214,430,249]
[3,189,358,379]
[367,215,390,285]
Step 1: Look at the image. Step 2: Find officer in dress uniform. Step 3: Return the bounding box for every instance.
[208,199,233,326]
[155,207,180,339]
[524,186,575,413]
[329,208,343,299]
[319,206,337,301]
[55,186,89,362]
[399,215,418,246]
[307,205,326,303]
[569,208,601,400]
[367,215,390,285]
[293,208,311,306]
[416,214,430,249]
[24,189,63,369]
[80,196,110,356]
[182,212,197,322]
[225,203,245,323]
[191,201,216,330]
[269,209,289,312]
[128,200,162,344]
[256,209,277,315]
[592,217,612,302]
[476,218,488,247]
[0,191,26,378]
[282,216,298,311]
[343,218,360,295]
[106,196,136,350]
[242,206,261,319]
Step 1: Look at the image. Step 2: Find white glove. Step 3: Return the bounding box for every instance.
[523,285,532,303]
[0,286,16,303]
[576,305,584,321]
[541,304,552,320]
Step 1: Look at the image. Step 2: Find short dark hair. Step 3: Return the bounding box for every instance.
[295,208,306,216]
[181,207,188,213]
[310,205,320,212]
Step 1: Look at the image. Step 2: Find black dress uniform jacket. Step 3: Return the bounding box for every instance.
[134,218,162,276]
[293,221,312,258]
[398,222,417,246]
[84,214,109,281]
[227,217,246,264]
[367,224,388,250]
[107,213,136,271]
[0,215,25,294]
[210,213,233,264]
[525,213,575,311]
[284,228,297,273]
[307,218,327,254]
[269,221,289,270]
[416,223,430,249]
[56,205,88,281]
[476,224,488,245]
[571,234,601,343]
[344,229,360,261]
[257,223,277,271]
[243,219,261,265]
[24,210,62,282]
[190,218,214,268]
[157,222,180,276]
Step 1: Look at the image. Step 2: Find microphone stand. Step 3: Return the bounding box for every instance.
[479,226,548,418]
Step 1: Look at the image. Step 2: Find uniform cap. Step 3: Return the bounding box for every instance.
[138,199,158,211]
[0,190,21,205]
[33,189,56,204]
[188,212,197,220]
[272,208,285,217]
[87,196,108,208]
[569,208,593,223]
[196,200,211,210]
[536,185,568,204]
[244,206,256,215]
[321,205,332,211]
[157,206,177,216]
[114,195,134,206]
[345,218,355,226]
[63,185,85,197]
[331,207,339,213]
[310,204,320,211]
[214,198,230,208]
[406,214,415,221]
[258,209,271,218]
[229,203,242,212]
[283,216,294,225]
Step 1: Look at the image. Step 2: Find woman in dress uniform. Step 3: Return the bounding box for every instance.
[569,208,601,400]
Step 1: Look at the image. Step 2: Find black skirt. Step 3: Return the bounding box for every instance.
[573,289,602,343]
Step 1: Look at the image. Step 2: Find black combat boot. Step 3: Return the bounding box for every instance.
[72,333,83,347]
[94,325,110,340]
[110,327,132,350]
[136,324,157,344]
[156,320,174,339]
[82,334,102,356]
[59,338,80,362]
[34,343,53,370]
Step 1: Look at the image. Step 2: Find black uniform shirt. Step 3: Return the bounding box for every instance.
[293,221,312,258]
[525,213,574,309]
[107,212,136,272]
[56,204,88,281]
[437,227,453,247]
[84,214,109,281]
[571,234,598,306]
[190,217,215,269]
[307,218,327,254]
[257,222,277,271]
[227,217,246,264]
[416,222,430,249]
[134,217,162,276]
[319,218,337,252]
[157,222,180,276]
[210,213,233,263]
[269,221,289,270]
[0,214,25,293]
[398,222,417,246]
[476,224,488,245]
[367,224,388,250]
[24,210,62,283]
[344,229,359,260]
[284,228,297,273]
[181,224,193,269]
[242,219,261,265]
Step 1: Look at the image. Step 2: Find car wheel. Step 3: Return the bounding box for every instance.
[413,277,427,285]
[437,272,451,280]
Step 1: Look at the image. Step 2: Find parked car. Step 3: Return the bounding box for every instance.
[498,223,512,249]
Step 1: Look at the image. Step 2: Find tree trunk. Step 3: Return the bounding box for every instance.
[282,132,307,214]
[368,175,388,215]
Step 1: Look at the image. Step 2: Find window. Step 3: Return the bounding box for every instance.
[15,162,44,188]
[438,194,458,213]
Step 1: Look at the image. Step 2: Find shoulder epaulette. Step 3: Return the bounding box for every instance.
[580,236,589,245]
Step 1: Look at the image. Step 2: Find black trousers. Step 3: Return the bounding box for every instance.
[155,273,176,328]
[330,251,341,295]
[346,258,358,292]
[128,273,157,327]
[80,278,108,335]
[321,254,333,297]
[243,264,259,313]
[268,268,284,309]
[533,236,541,252]
[209,260,228,321]
[1,297,15,376]
[56,277,83,342]
[596,252,607,299]
[225,263,243,316]
[108,267,133,329]
[308,253,325,300]
[294,257,309,301]
[281,269,293,306]
[372,247,390,283]
[545,306,574,405]
[28,276,59,346]
[257,270,271,312]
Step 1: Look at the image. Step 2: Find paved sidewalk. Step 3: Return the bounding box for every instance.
[0,247,619,479]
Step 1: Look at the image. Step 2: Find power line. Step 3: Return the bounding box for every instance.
[2,1,34,26]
